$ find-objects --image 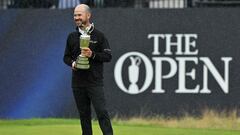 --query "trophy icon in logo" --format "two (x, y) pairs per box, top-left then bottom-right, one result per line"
(128, 56), (141, 93)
